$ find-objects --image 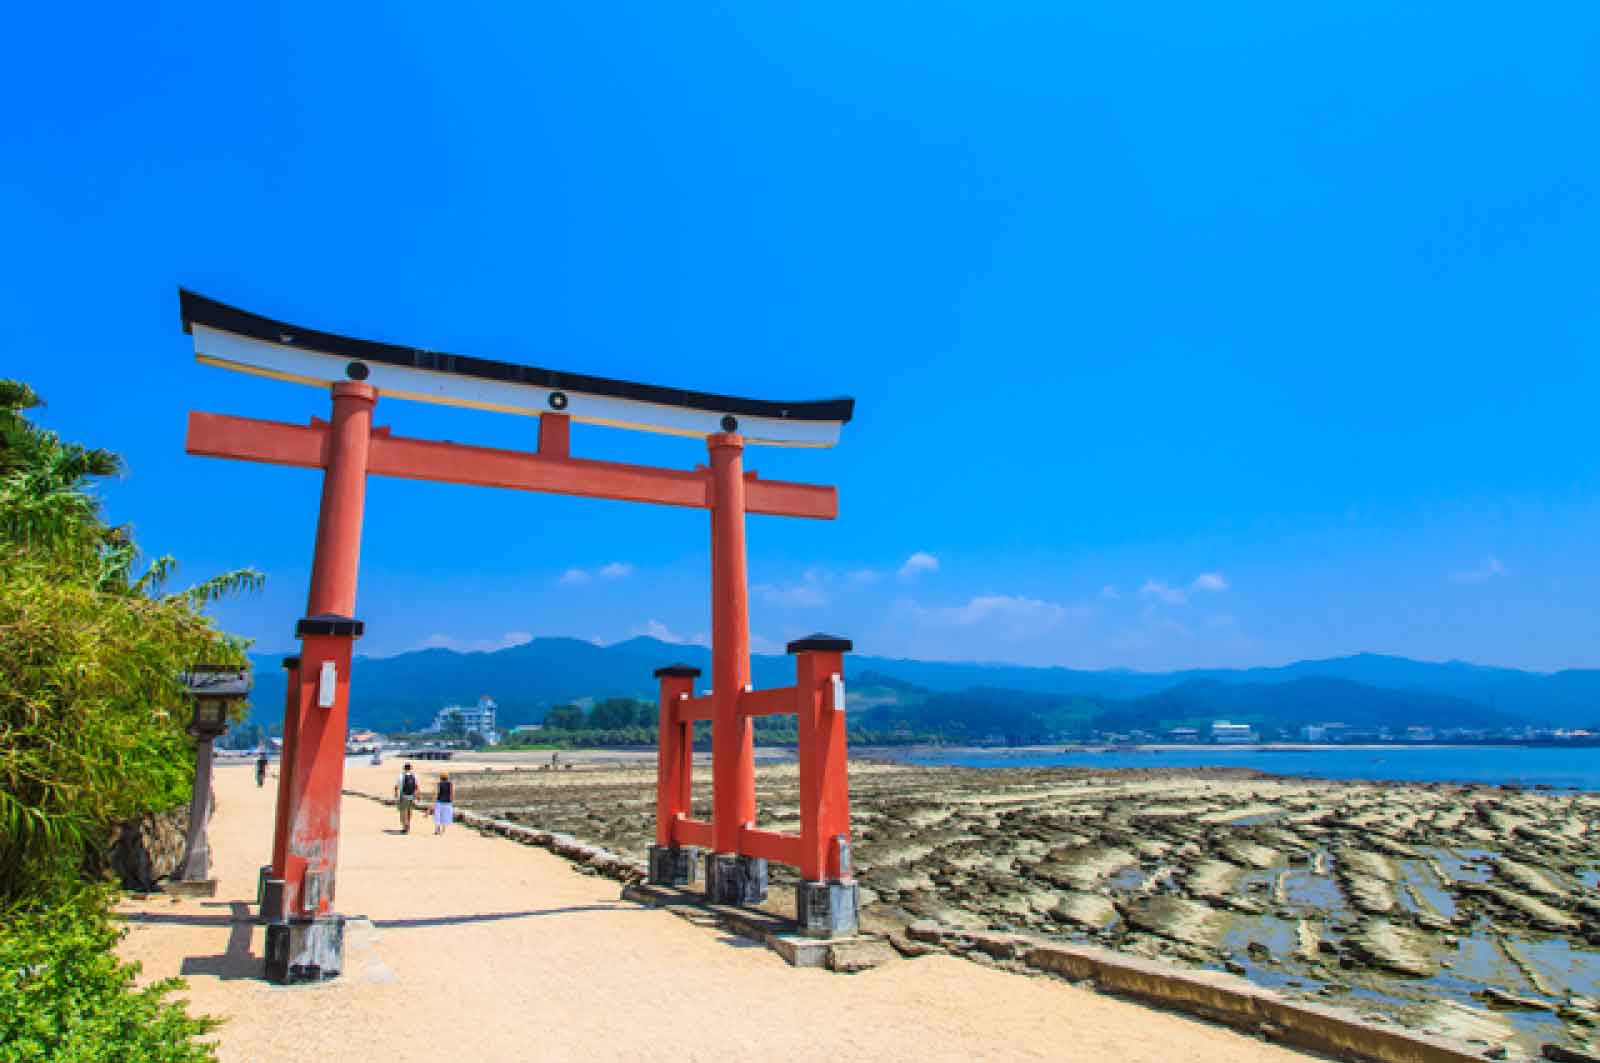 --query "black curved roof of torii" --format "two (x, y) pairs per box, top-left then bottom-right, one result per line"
(178, 289), (855, 424)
